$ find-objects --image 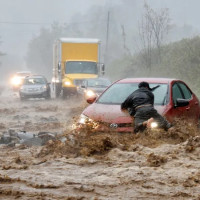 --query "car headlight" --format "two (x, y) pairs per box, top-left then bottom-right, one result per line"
(11, 76), (22, 86)
(77, 114), (99, 130)
(79, 114), (91, 124)
(85, 90), (95, 97)
(64, 81), (71, 86)
(40, 85), (47, 91)
(150, 122), (158, 128)
(20, 86), (26, 91)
